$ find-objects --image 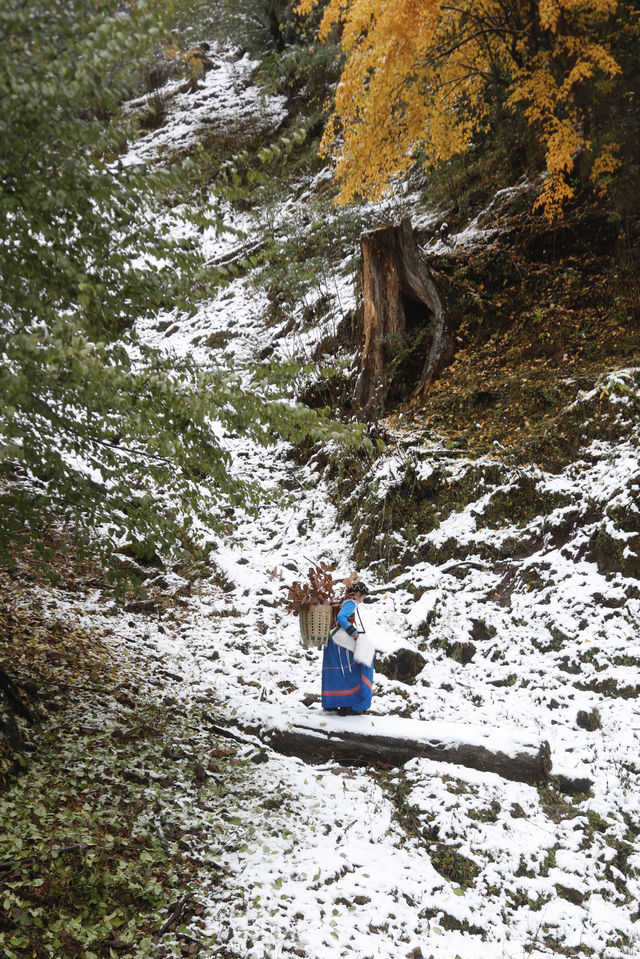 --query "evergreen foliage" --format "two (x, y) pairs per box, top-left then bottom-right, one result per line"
(0, 0), (355, 575)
